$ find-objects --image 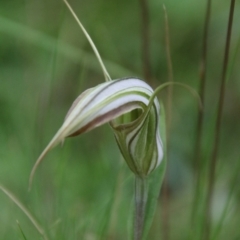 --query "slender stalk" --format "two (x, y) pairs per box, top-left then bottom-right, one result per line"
(203, 1), (236, 239)
(191, 0), (211, 233)
(194, 0), (211, 178)
(63, 0), (111, 82)
(163, 5), (174, 142)
(134, 176), (148, 240)
(139, 0), (152, 85)
(0, 185), (48, 240)
(162, 6), (173, 240)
